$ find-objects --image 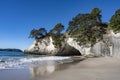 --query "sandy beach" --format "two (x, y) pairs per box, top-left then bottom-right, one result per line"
(47, 57), (120, 80)
(1, 57), (120, 80)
